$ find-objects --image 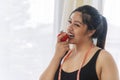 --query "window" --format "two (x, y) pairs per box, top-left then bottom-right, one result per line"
(0, 0), (54, 80)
